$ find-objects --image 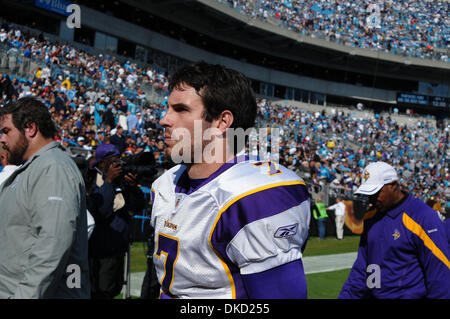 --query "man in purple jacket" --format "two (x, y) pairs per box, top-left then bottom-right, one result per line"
(339, 162), (450, 299)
